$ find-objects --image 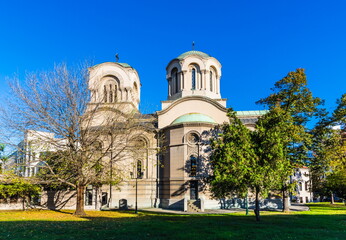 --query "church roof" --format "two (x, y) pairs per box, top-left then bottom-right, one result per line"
(171, 113), (216, 125)
(117, 62), (132, 68)
(90, 62), (133, 69)
(177, 50), (211, 60)
(236, 110), (268, 116)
